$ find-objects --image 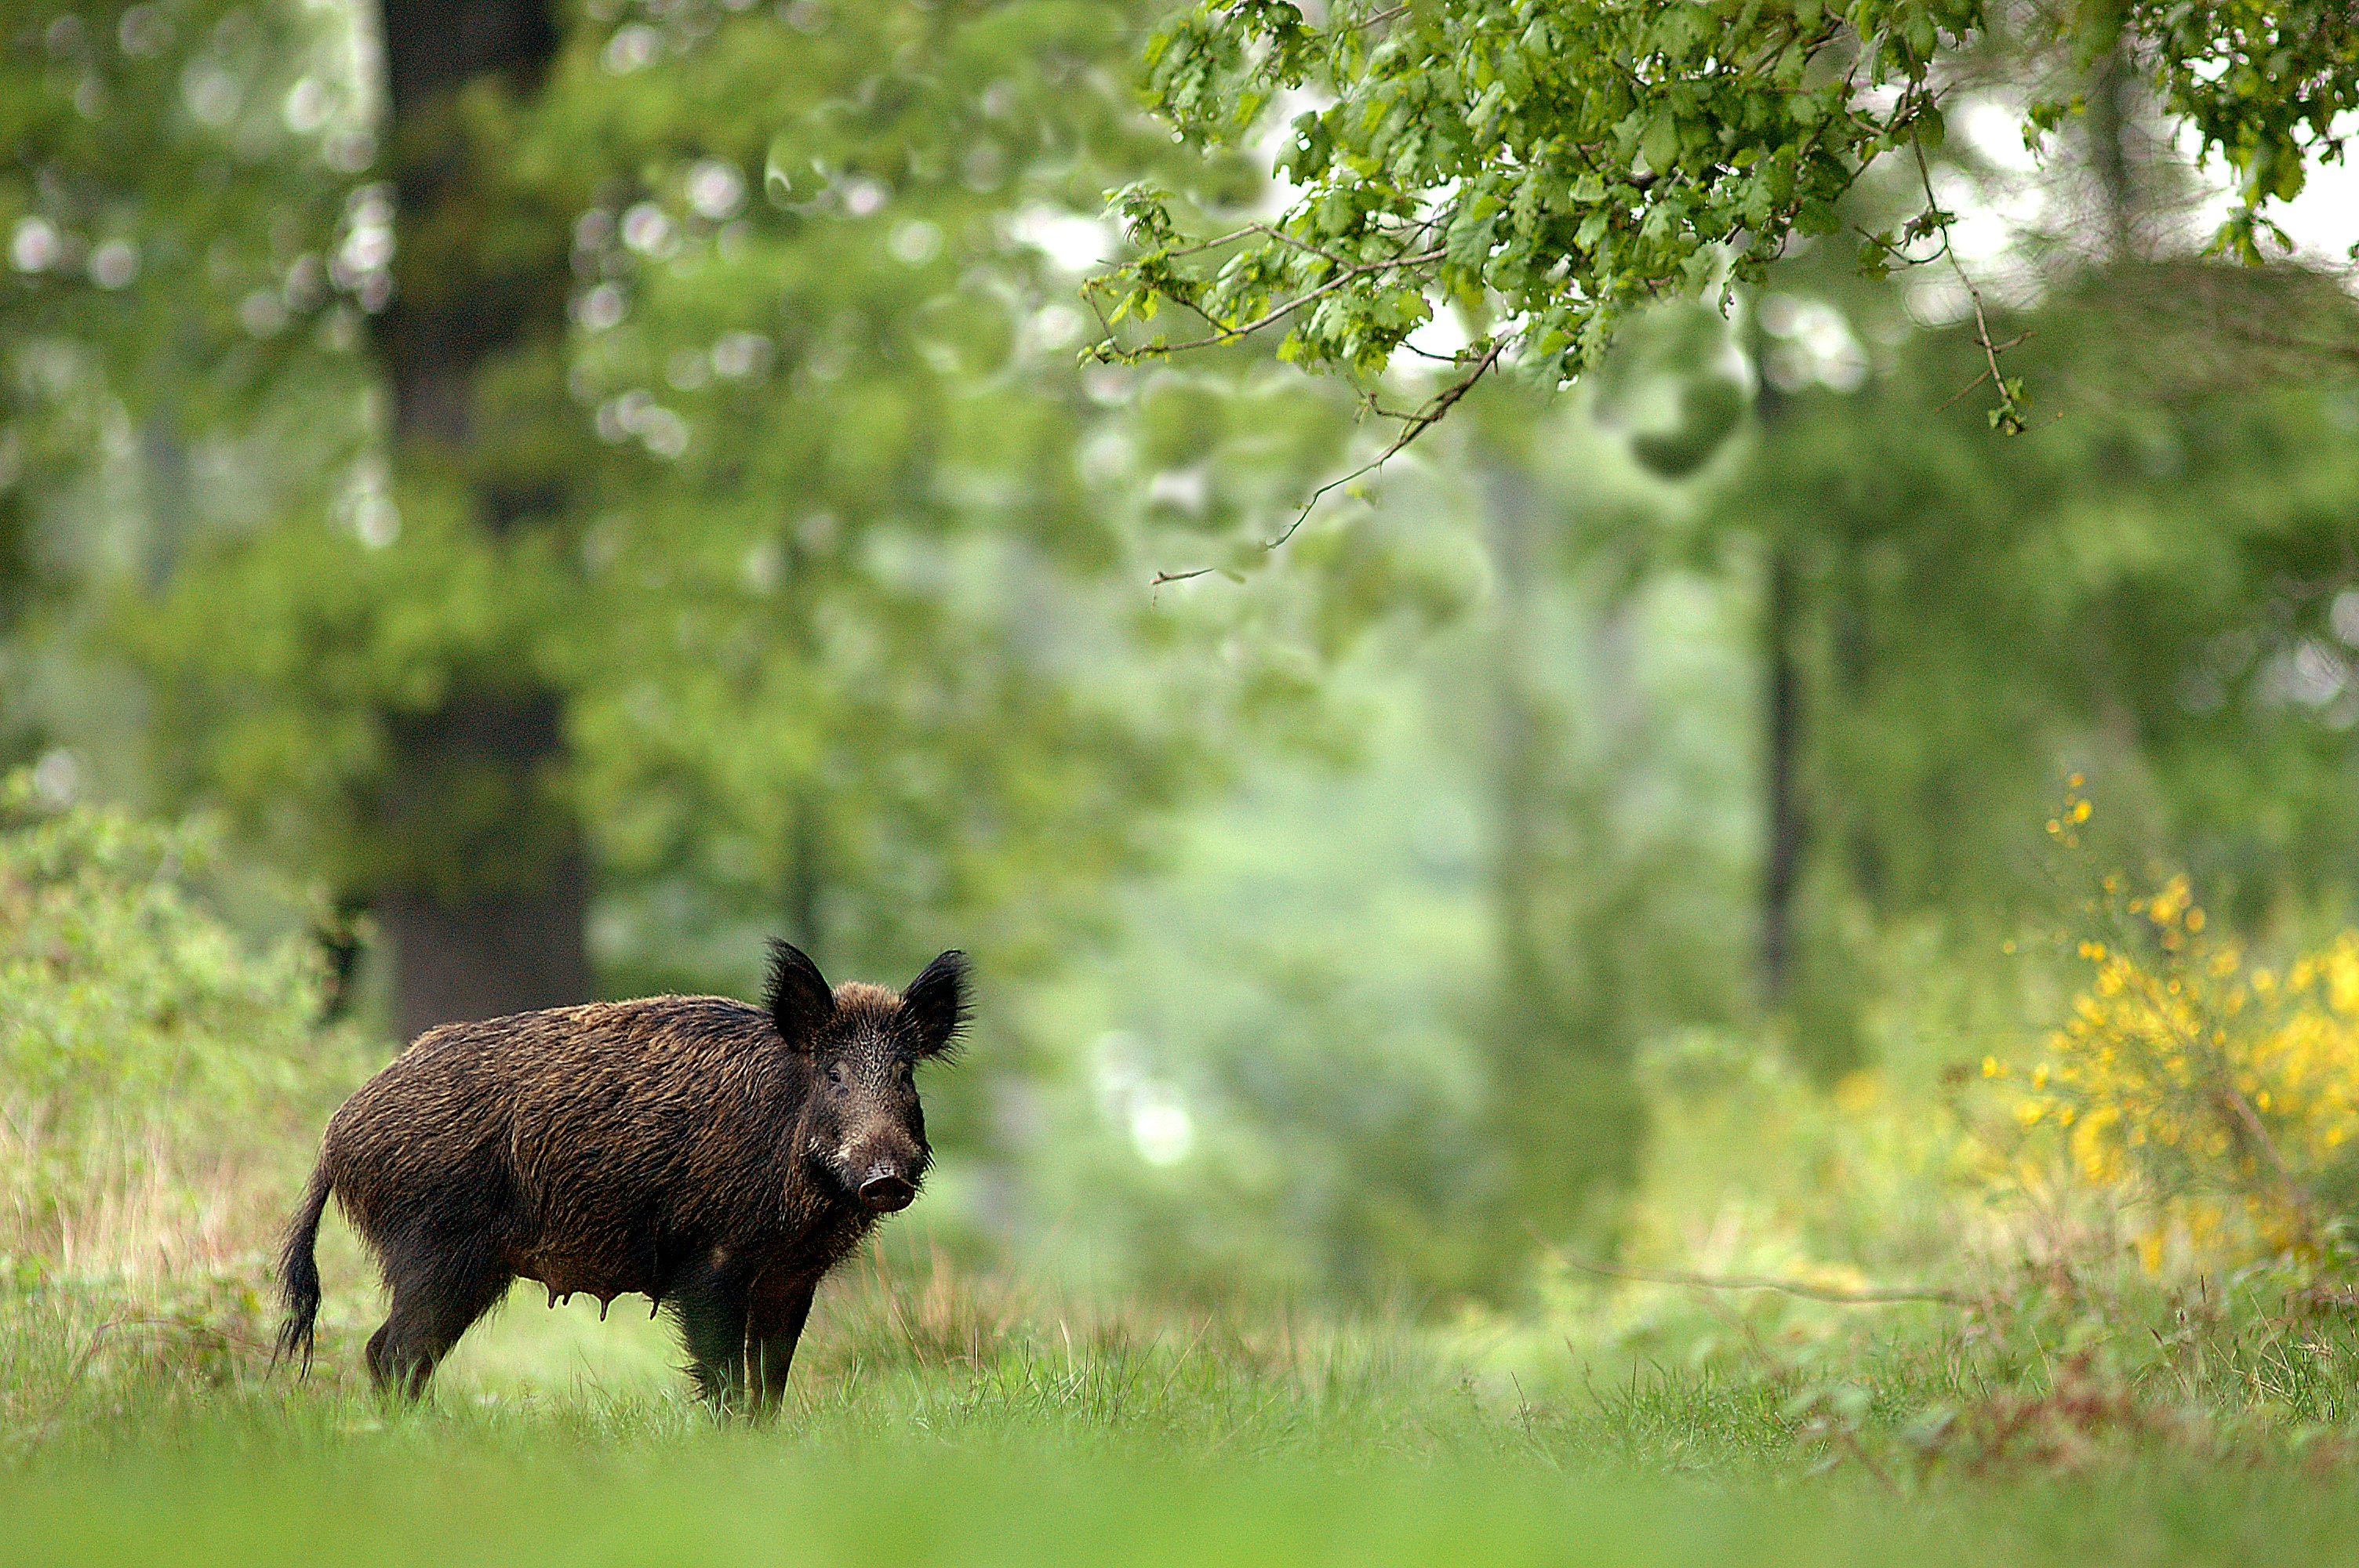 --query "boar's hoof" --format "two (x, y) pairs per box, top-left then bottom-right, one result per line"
(858, 1173), (916, 1212)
